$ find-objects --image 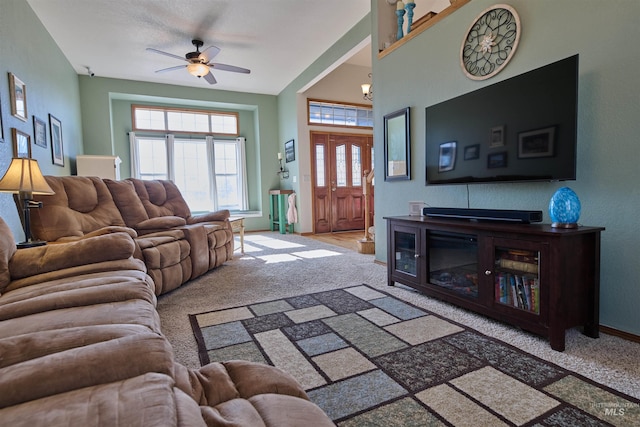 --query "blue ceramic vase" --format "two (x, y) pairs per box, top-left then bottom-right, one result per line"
(549, 187), (581, 228)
